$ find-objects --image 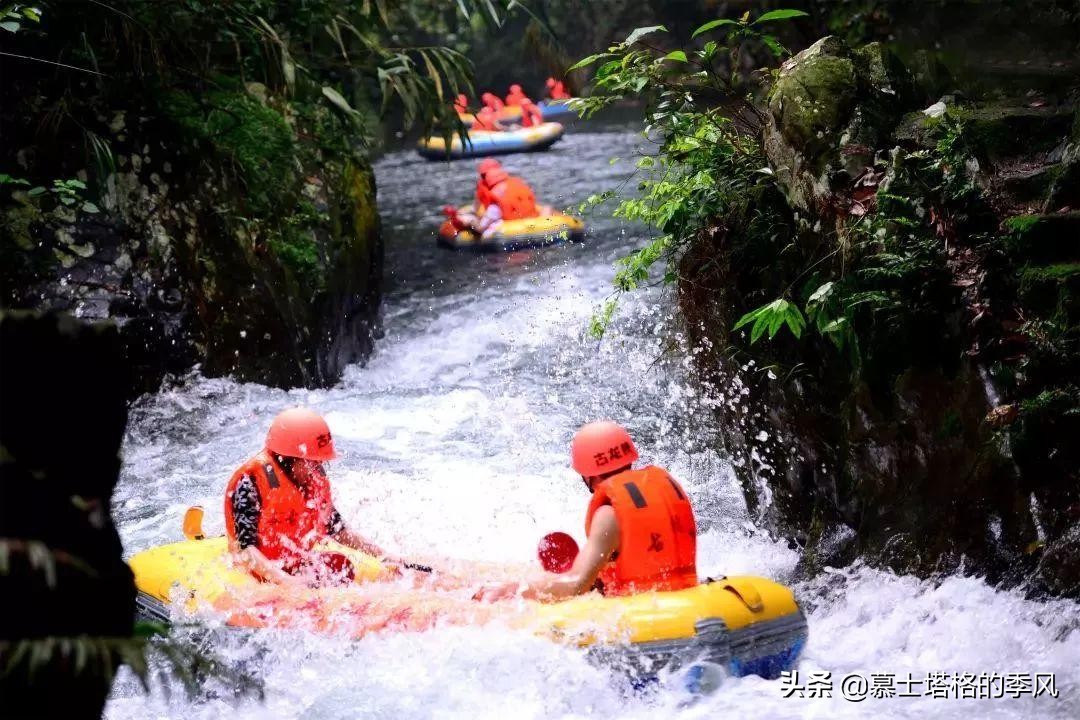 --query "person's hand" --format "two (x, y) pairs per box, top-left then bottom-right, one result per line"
(472, 581), (521, 603)
(378, 556), (405, 577)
